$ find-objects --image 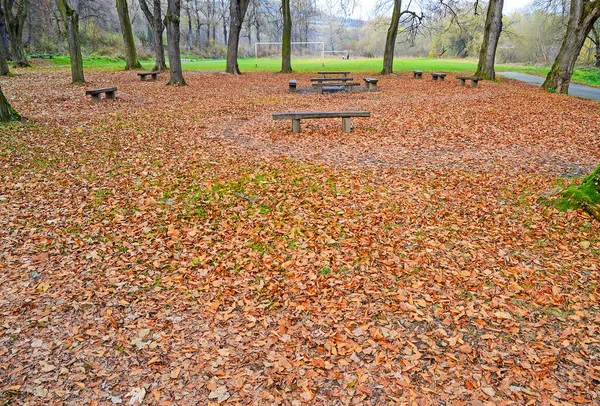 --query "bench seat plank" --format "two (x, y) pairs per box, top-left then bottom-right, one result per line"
(86, 87), (117, 95)
(317, 71), (350, 74)
(273, 111), (370, 120)
(311, 77), (354, 82)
